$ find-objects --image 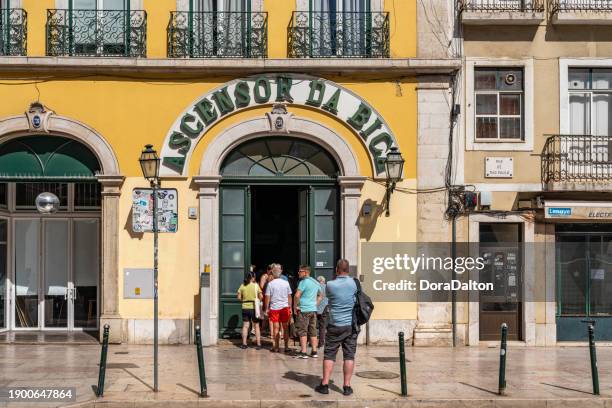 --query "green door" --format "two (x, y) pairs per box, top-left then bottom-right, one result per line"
(311, 186), (337, 281)
(219, 185), (250, 338)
